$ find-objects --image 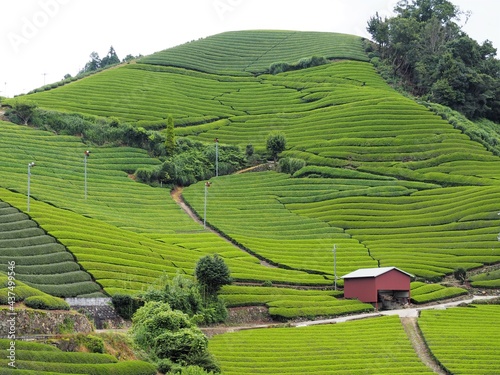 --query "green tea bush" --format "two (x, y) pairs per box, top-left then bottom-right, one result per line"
(24, 295), (70, 310)
(278, 157), (306, 175)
